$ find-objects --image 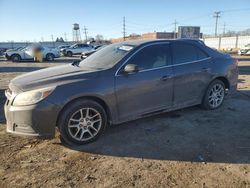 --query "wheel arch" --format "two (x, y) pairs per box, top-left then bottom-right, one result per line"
(46, 53), (55, 59)
(56, 95), (112, 127)
(11, 53), (21, 59)
(46, 52), (54, 57)
(213, 76), (230, 90)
